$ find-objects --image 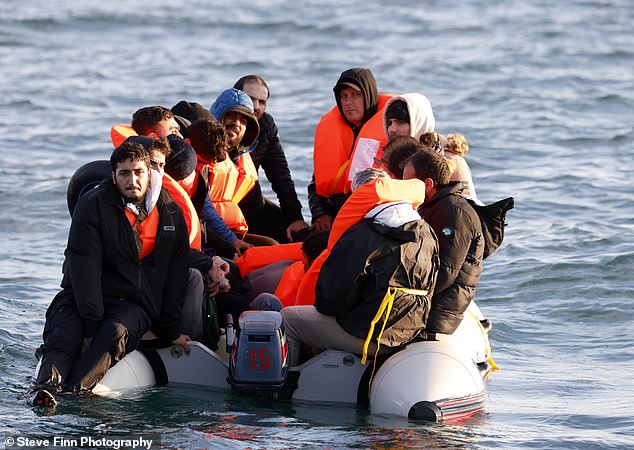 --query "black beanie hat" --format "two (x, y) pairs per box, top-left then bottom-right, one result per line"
(171, 101), (215, 123)
(165, 135), (197, 181)
(385, 100), (410, 123)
